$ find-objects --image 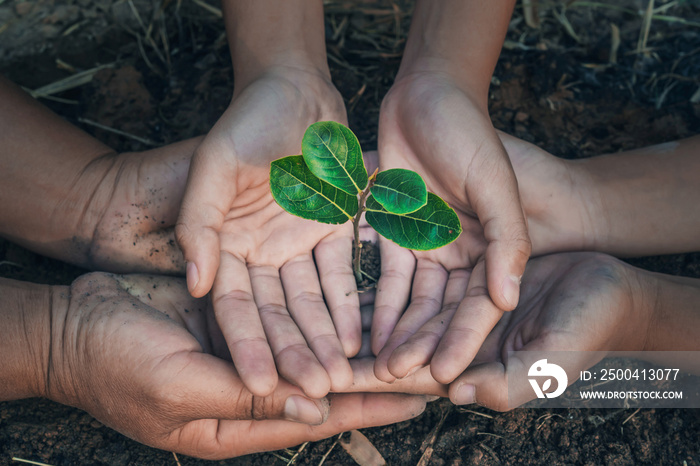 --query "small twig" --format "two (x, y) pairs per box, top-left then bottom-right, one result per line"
(536, 413), (566, 430)
(269, 452), (292, 464)
(360, 269), (378, 283)
(417, 404), (453, 466)
(192, 0), (222, 17)
(172, 452), (182, 466)
(26, 64), (113, 99)
(655, 80), (678, 109)
(609, 23), (620, 64)
(476, 432), (505, 439)
(622, 408), (642, 425)
(0, 261), (24, 268)
(287, 441), (309, 465)
(522, 0), (540, 29)
(552, 7), (581, 43)
(636, 0), (655, 56)
(479, 443), (502, 463)
(457, 407), (494, 419)
(12, 458), (55, 466)
(318, 433), (343, 466)
(77, 118), (159, 146)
